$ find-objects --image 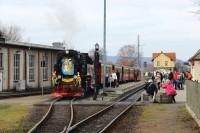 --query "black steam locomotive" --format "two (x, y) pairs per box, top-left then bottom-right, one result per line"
(51, 50), (93, 97)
